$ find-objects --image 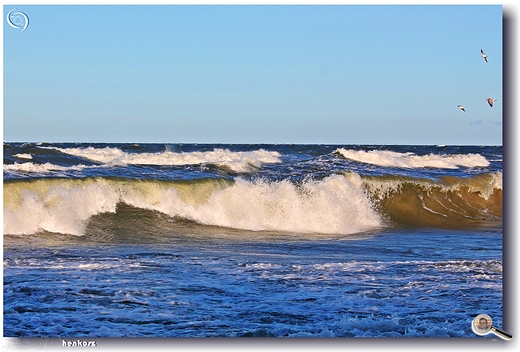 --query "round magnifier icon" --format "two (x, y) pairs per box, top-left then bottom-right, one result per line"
(472, 314), (512, 340)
